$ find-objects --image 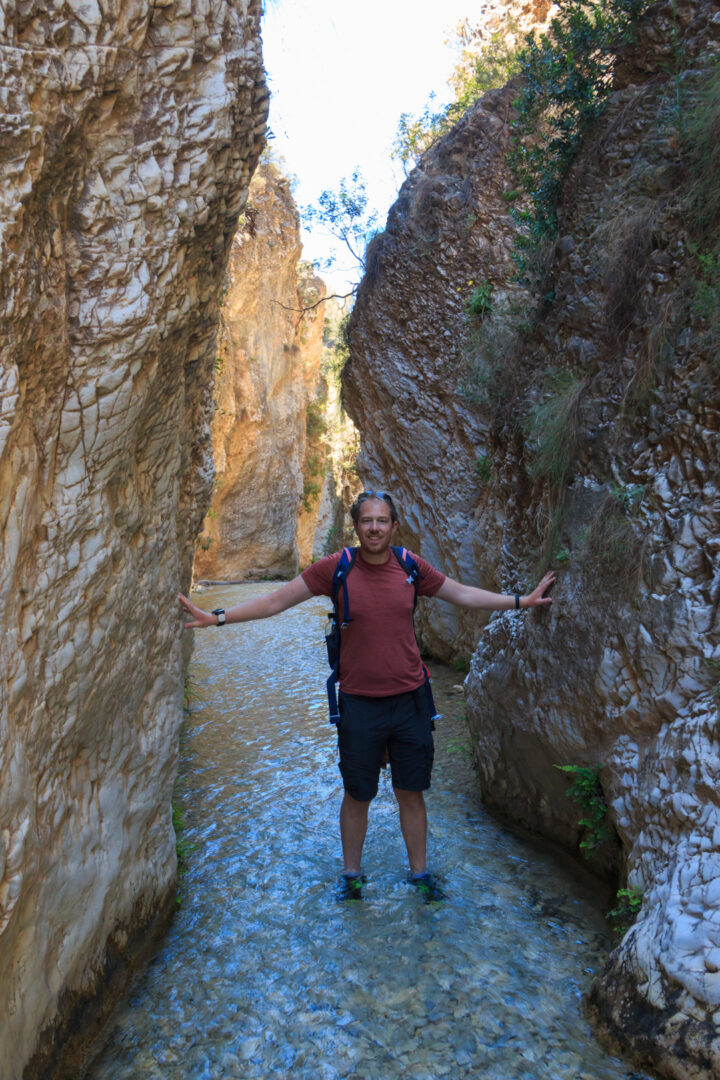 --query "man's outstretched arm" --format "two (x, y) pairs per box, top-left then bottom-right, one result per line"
(436, 571), (555, 611)
(178, 575), (314, 629)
